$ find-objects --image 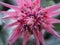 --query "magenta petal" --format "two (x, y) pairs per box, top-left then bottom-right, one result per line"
(7, 26), (22, 45)
(48, 18), (60, 24)
(2, 15), (14, 20)
(44, 25), (60, 38)
(15, 0), (22, 6)
(0, 2), (18, 10)
(32, 4), (40, 13)
(23, 32), (30, 45)
(43, 3), (60, 12)
(2, 16), (11, 19)
(25, 0), (31, 6)
(33, 30), (40, 45)
(38, 31), (45, 45)
(2, 15), (18, 20)
(4, 21), (18, 28)
(1, 11), (19, 20)
(33, 0), (40, 6)
(15, 0), (24, 6)
(0, 11), (16, 15)
(47, 11), (60, 17)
